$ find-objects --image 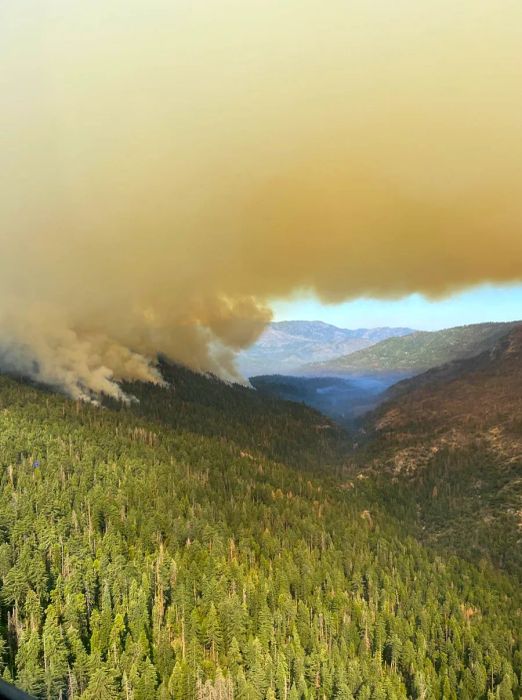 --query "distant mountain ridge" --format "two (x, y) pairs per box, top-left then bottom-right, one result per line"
(237, 320), (414, 376)
(306, 320), (521, 375)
